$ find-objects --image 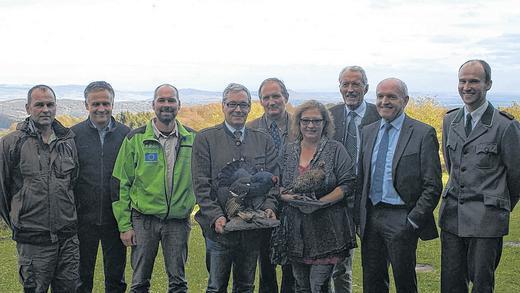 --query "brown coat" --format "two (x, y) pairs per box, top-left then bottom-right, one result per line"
(191, 123), (278, 243)
(440, 104), (520, 237)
